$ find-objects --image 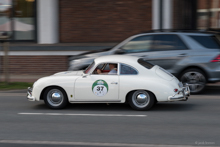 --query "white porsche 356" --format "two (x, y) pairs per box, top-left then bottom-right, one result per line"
(27, 55), (190, 110)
